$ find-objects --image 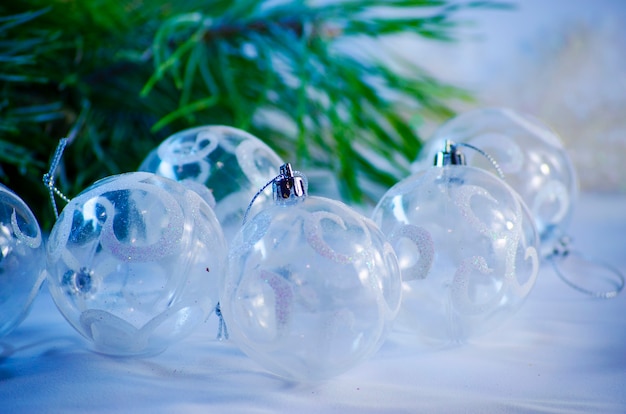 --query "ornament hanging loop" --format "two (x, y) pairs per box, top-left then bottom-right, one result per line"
(43, 138), (71, 219)
(242, 162), (308, 224)
(548, 236), (625, 299)
(42, 101), (90, 218)
(214, 302), (229, 341)
(434, 140), (505, 180)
